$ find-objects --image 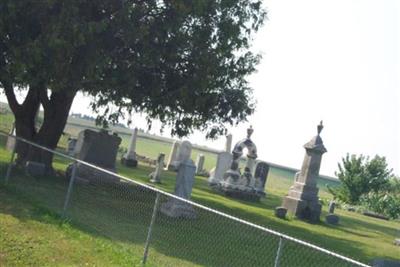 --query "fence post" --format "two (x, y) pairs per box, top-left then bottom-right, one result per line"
(5, 139), (17, 185)
(274, 236), (284, 267)
(142, 192), (161, 265)
(62, 162), (78, 218)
